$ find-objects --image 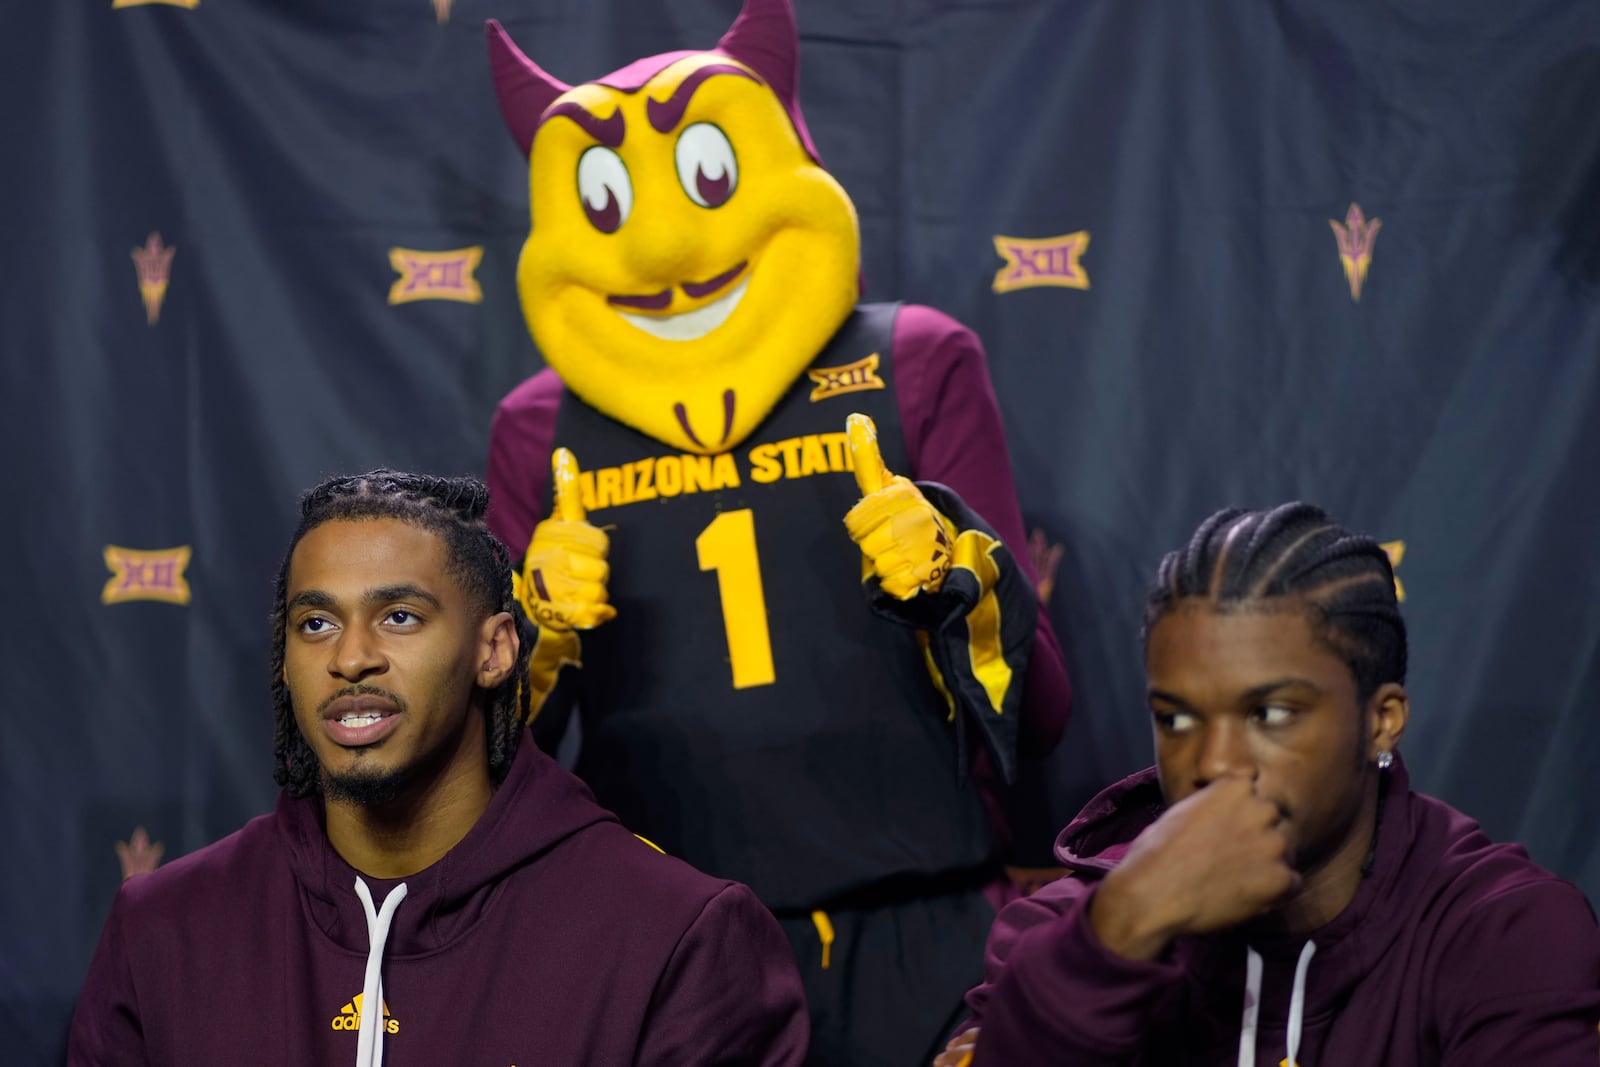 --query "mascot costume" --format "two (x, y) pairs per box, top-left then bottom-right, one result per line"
(483, 2), (1071, 1062)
